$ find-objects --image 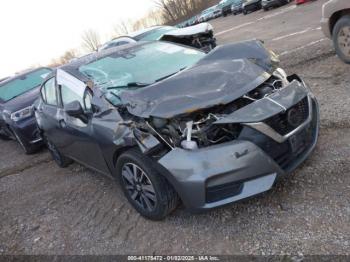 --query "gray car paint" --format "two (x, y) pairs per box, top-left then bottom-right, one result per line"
(37, 41), (320, 212)
(158, 96), (319, 210)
